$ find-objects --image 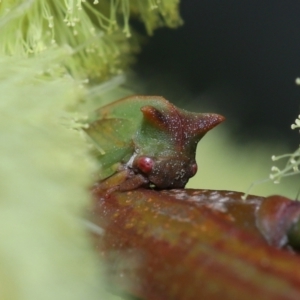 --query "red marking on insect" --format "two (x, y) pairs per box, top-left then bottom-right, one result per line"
(190, 163), (198, 177)
(136, 156), (154, 174)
